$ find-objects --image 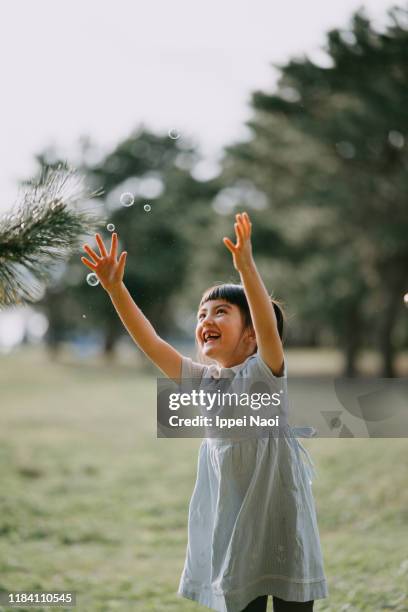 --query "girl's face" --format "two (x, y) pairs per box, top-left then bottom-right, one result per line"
(196, 299), (256, 368)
